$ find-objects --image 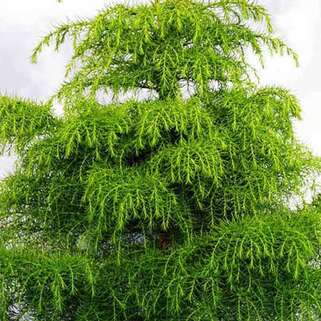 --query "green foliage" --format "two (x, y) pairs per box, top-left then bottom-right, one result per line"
(0, 96), (55, 153)
(32, 0), (297, 103)
(84, 164), (189, 244)
(0, 0), (321, 320)
(69, 212), (321, 321)
(0, 247), (94, 321)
